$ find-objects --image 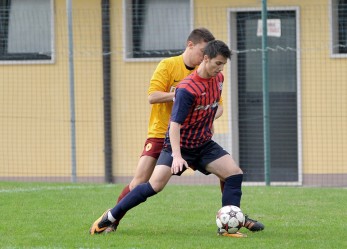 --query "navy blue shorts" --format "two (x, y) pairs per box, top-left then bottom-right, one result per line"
(156, 140), (229, 175)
